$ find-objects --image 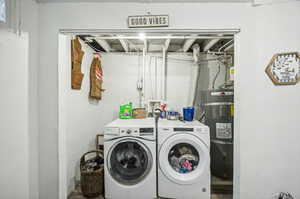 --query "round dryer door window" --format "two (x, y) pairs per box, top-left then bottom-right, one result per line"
(108, 139), (152, 185)
(159, 133), (209, 185)
(168, 143), (199, 174)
